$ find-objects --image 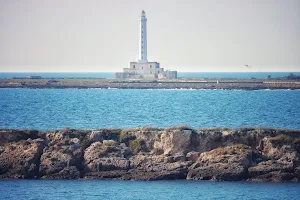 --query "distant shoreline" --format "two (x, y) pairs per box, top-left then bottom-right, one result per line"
(1, 78), (300, 90)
